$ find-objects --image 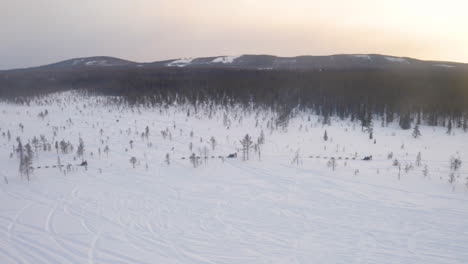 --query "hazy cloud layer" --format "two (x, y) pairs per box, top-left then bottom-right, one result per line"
(1, 0), (467, 69)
